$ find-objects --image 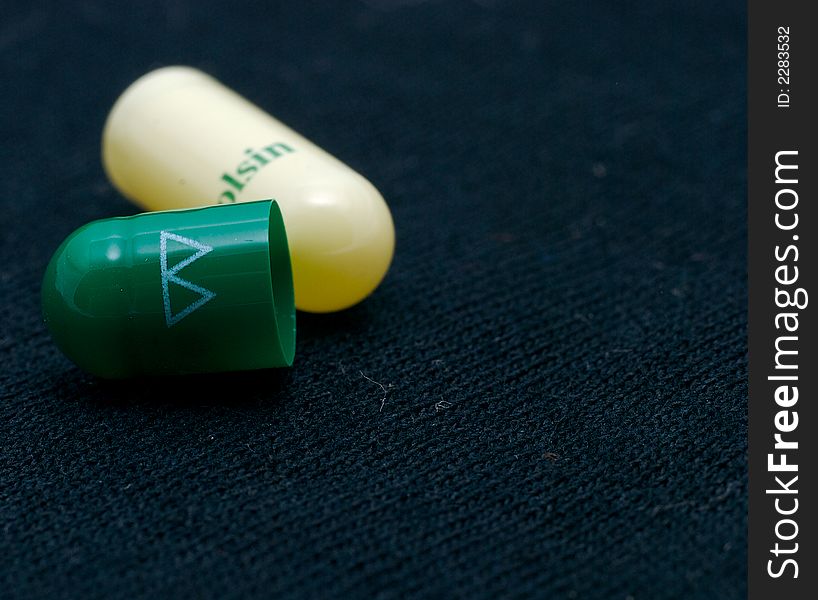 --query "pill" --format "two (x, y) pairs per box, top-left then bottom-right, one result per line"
(102, 66), (395, 313)
(41, 200), (295, 378)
